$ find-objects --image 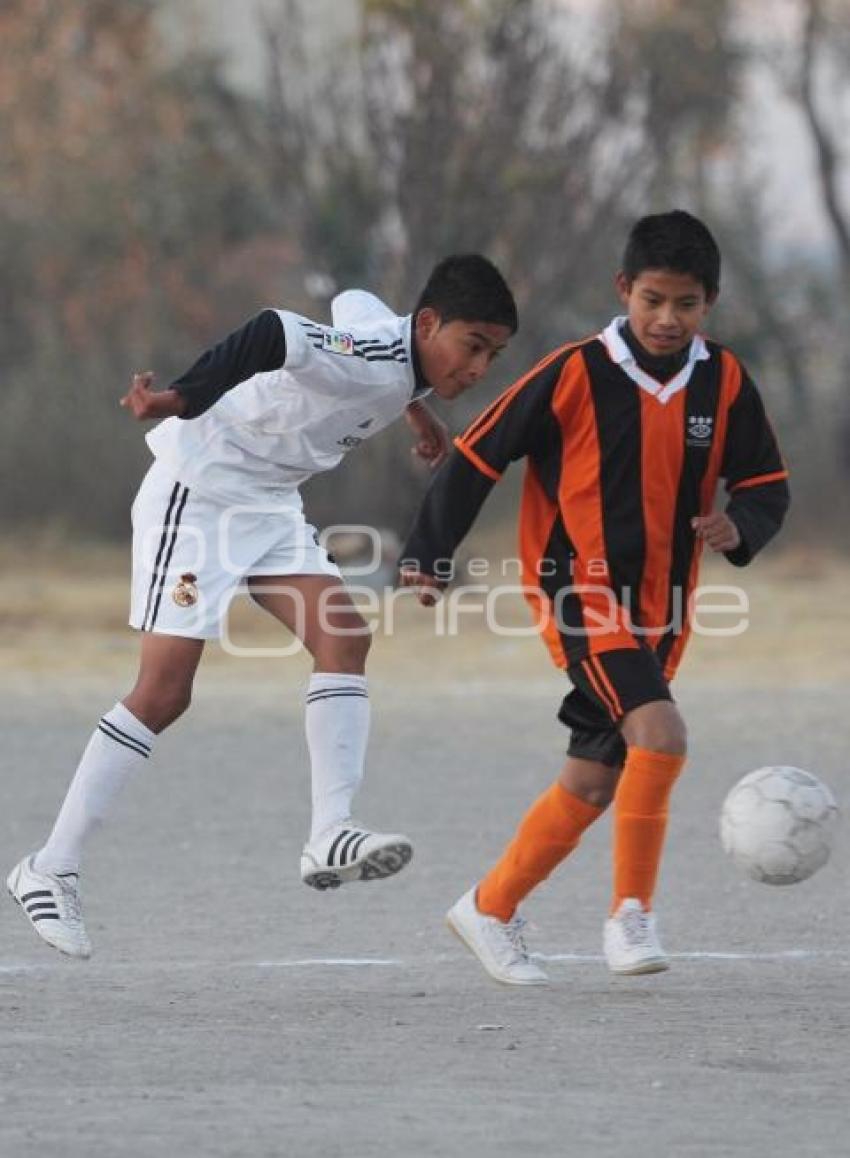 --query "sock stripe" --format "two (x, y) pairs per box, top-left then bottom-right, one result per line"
(99, 718), (152, 755)
(306, 686), (368, 696)
(306, 690), (369, 706)
(31, 913), (61, 922)
(98, 722), (151, 759)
